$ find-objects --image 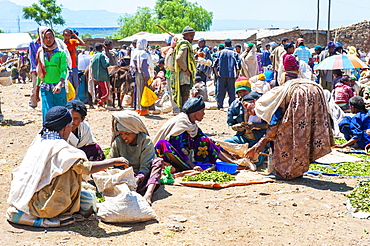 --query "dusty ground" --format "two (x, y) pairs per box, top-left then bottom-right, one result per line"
(0, 83), (369, 246)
